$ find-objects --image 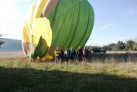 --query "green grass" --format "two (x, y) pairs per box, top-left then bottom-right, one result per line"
(0, 58), (137, 92)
